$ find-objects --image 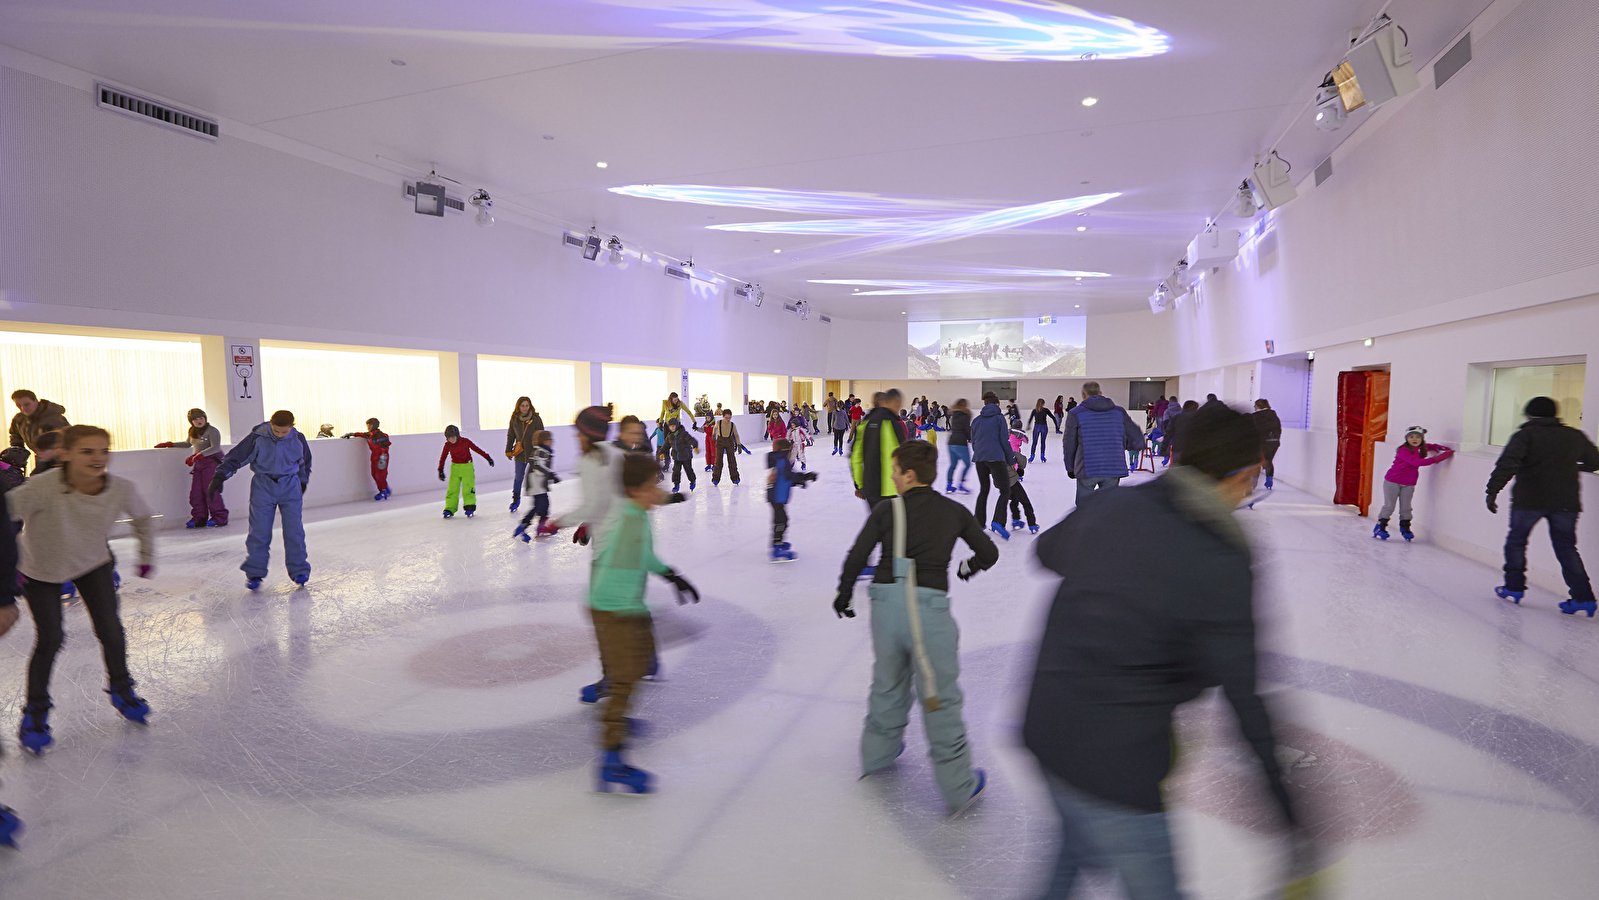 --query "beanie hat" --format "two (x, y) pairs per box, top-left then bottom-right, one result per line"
(187, 408), (207, 423)
(444, 424), (460, 438)
(1524, 396), (1557, 418)
(575, 406), (612, 441)
(1403, 425), (1427, 440)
